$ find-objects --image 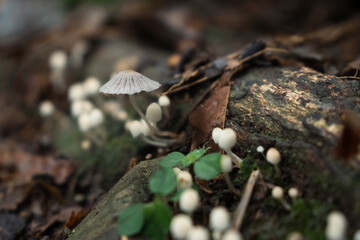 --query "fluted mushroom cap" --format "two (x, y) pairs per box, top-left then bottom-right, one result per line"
(99, 70), (161, 95)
